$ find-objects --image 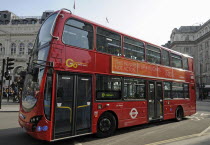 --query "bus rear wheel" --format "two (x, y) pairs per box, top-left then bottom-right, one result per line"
(96, 112), (116, 138)
(175, 107), (183, 121)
